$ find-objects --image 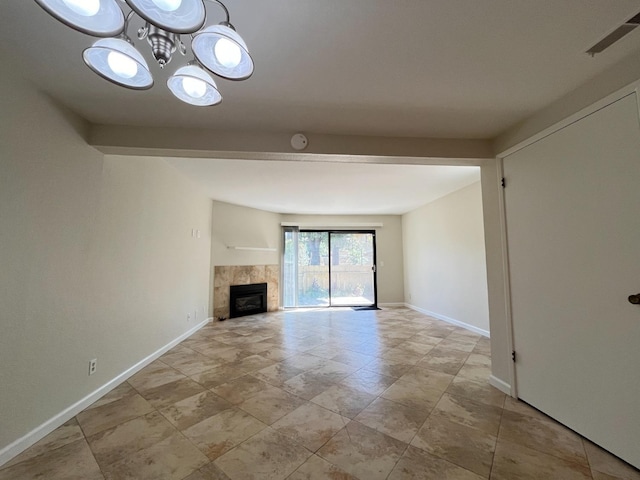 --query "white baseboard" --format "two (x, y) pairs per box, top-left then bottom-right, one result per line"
(405, 304), (490, 338)
(378, 303), (405, 307)
(0, 318), (212, 467)
(489, 375), (512, 395)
